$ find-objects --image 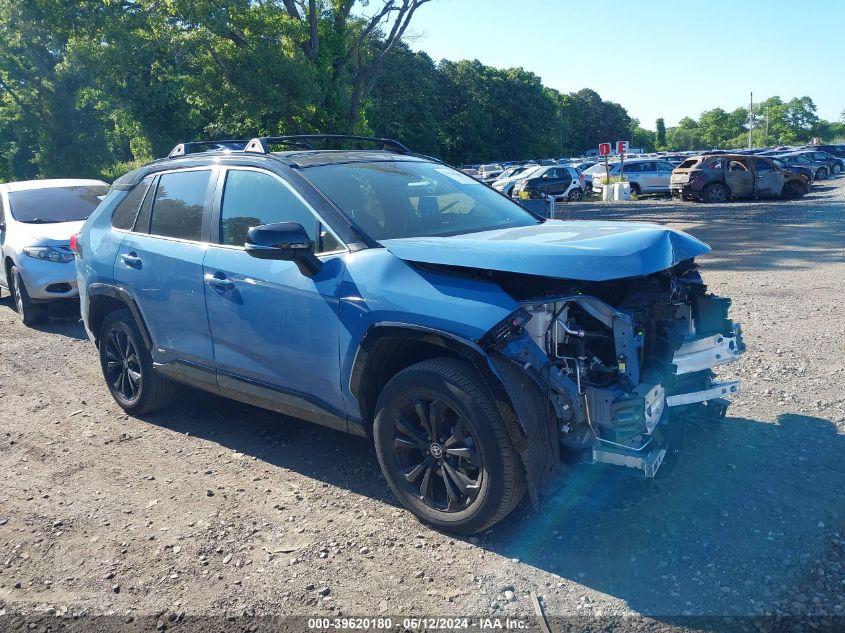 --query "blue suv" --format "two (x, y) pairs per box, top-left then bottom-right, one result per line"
(74, 135), (744, 534)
